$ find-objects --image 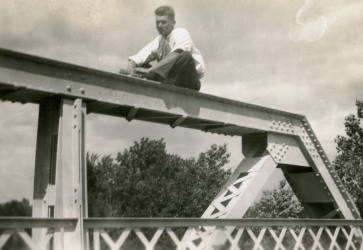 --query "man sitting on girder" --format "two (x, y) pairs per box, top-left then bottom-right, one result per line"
(120, 5), (205, 91)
